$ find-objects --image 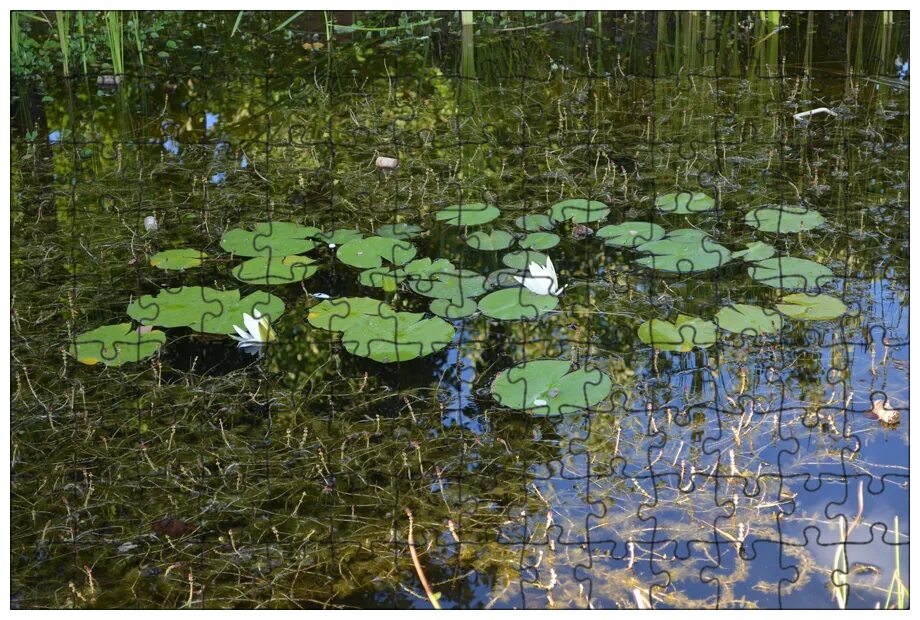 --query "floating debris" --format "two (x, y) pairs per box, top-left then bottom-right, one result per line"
(572, 224), (594, 239)
(793, 107), (838, 121)
(143, 215), (158, 232)
(871, 399), (901, 426)
(97, 75), (123, 89)
(375, 156), (399, 172)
